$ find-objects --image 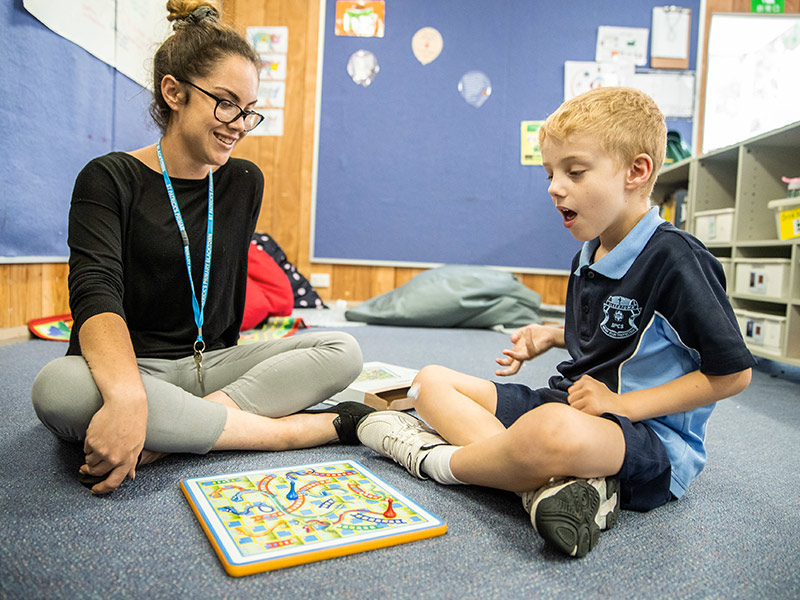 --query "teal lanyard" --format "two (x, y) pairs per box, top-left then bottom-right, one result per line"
(156, 141), (214, 365)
